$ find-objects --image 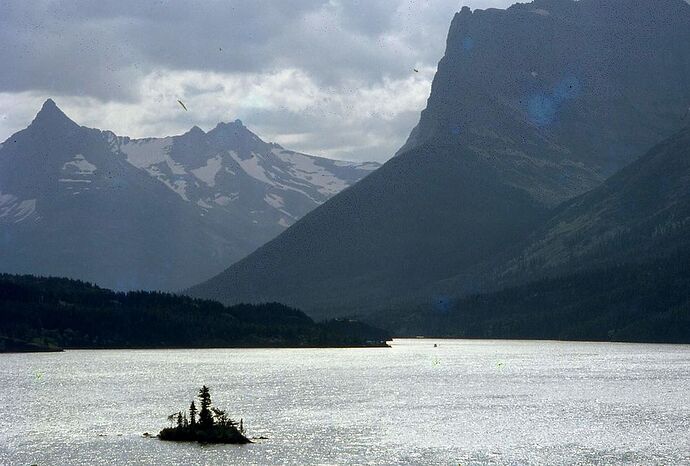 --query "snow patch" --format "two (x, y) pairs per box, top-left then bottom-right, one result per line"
(120, 138), (173, 168)
(14, 200), (36, 221)
(272, 149), (347, 195)
(145, 165), (189, 201)
(0, 192), (17, 209)
(354, 162), (379, 171)
(264, 193), (285, 209)
(170, 180), (189, 201)
(530, 8), (550, 16)
(333, 160), (379, 171)
(0, 192), (36, 223)
(166, 158), (187, 176)
(191, 155), (223, 187)
(229, 151), (274, 185)
(62, 154), (97, 175)
(278, 218), (290, 227)
(214, 193), (238, 206)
